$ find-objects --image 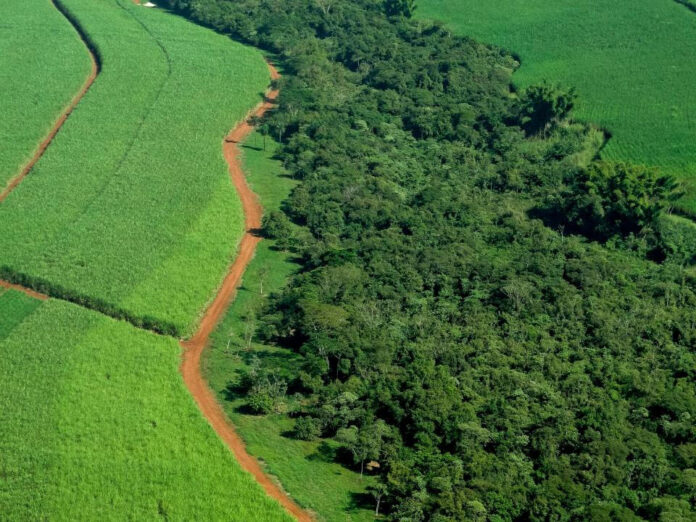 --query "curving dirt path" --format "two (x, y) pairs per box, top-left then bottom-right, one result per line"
(0, 0), (98, 203)
(180, 64), (313, 522)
